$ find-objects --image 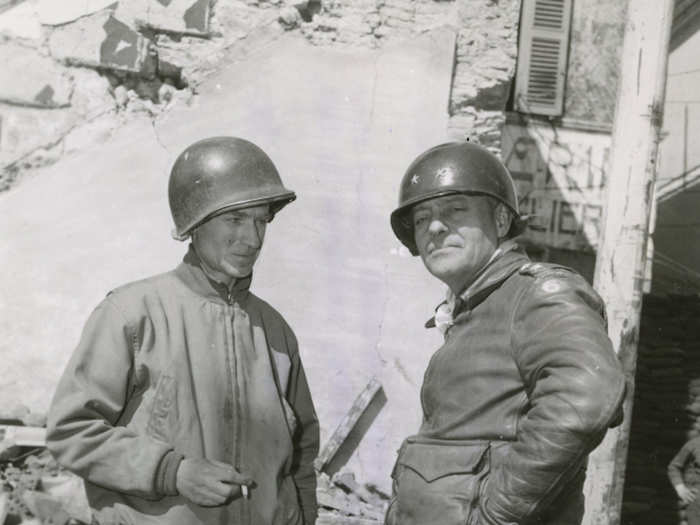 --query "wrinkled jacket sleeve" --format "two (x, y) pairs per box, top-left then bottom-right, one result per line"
(480, 272), (626, 524)
(46, 296), (174, 499)
(286, 334), (320, 525)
